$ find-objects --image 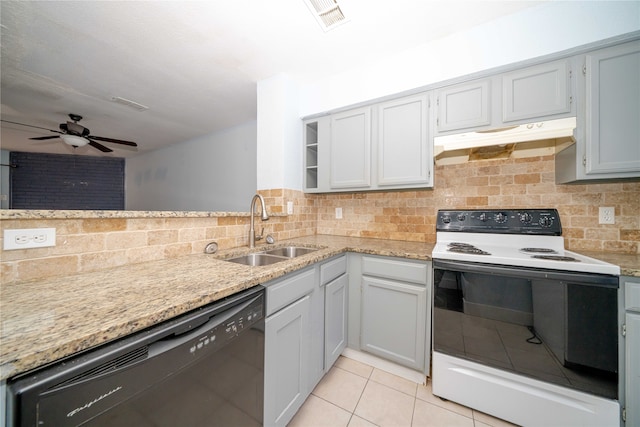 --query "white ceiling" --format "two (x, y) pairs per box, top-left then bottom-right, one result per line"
(0, 0), (543, 158)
